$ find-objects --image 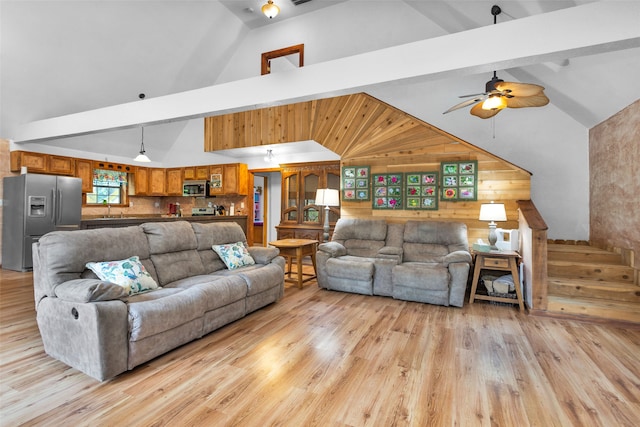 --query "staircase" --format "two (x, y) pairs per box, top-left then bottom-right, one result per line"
(546, 243), (640, 324)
